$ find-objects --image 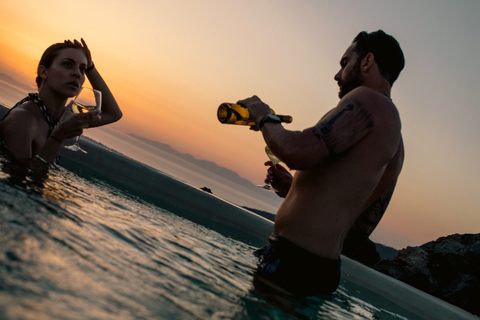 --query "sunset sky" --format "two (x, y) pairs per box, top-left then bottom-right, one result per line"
(1, 0), (479, 249)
